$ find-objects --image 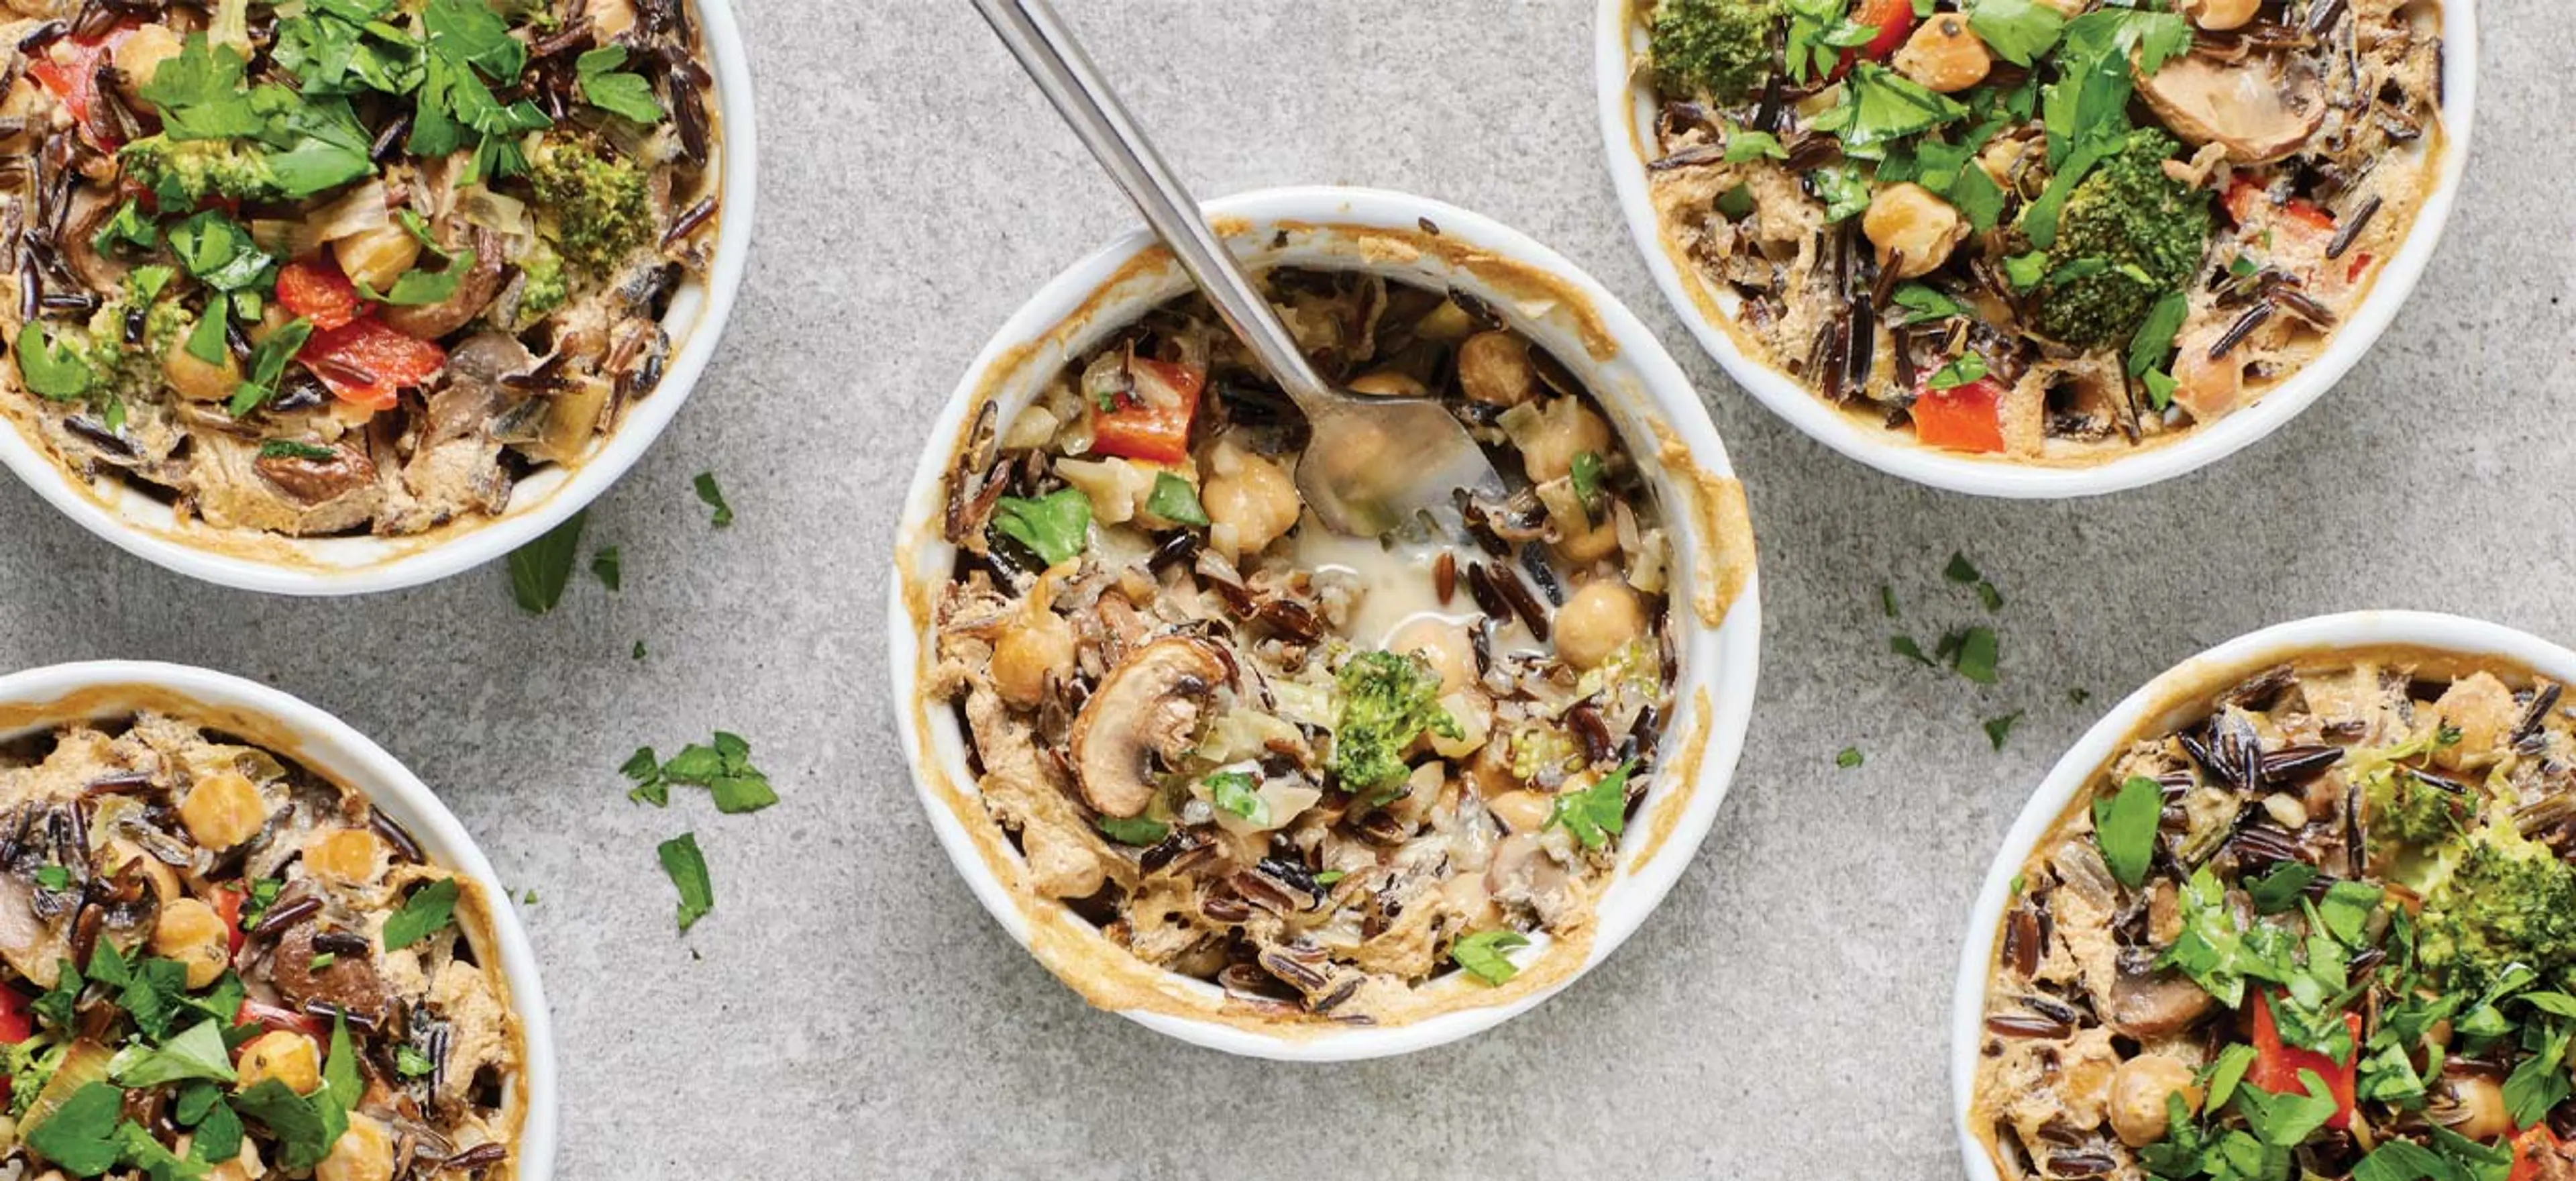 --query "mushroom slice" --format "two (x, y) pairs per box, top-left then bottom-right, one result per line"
(2107, 966), (2215, 1037)
(1069, 637), (1229, 818)
(2135, 52), (2326, 164)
